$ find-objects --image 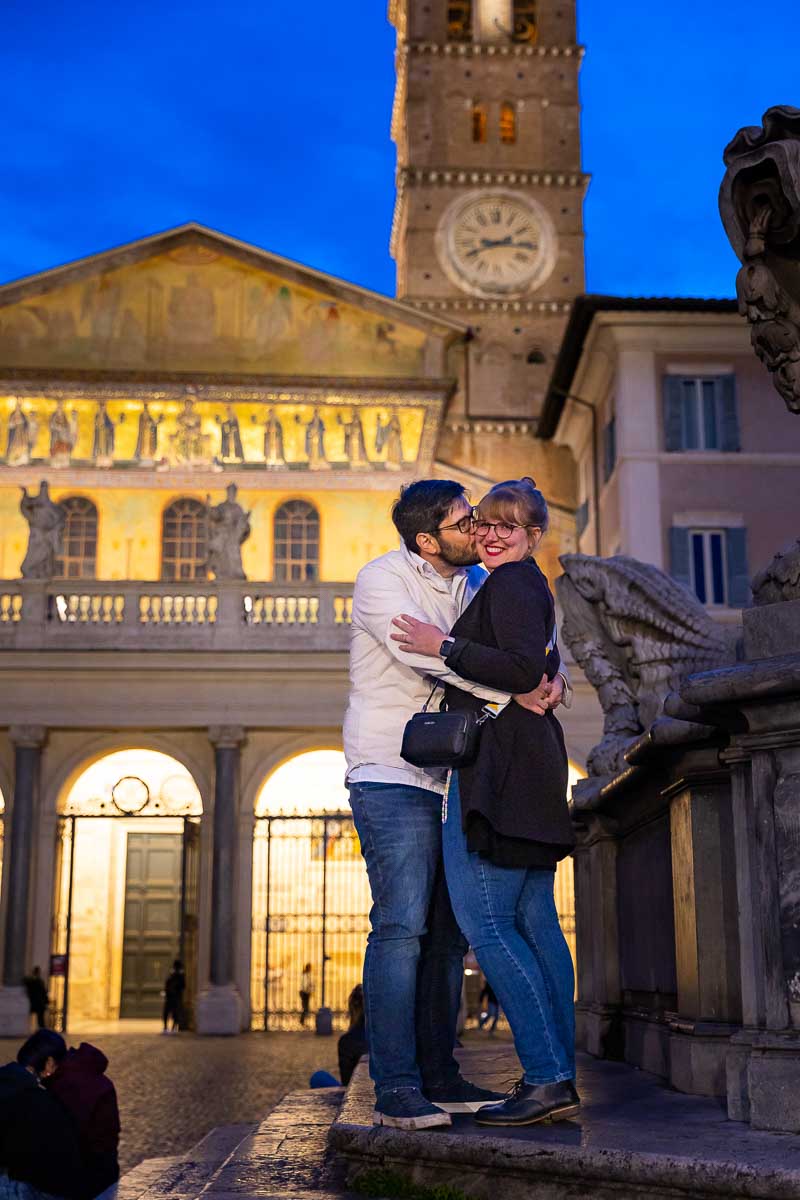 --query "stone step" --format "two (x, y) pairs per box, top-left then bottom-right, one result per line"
(330, 1044), (800, 1200)
(121, 1086), (357, 1199)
